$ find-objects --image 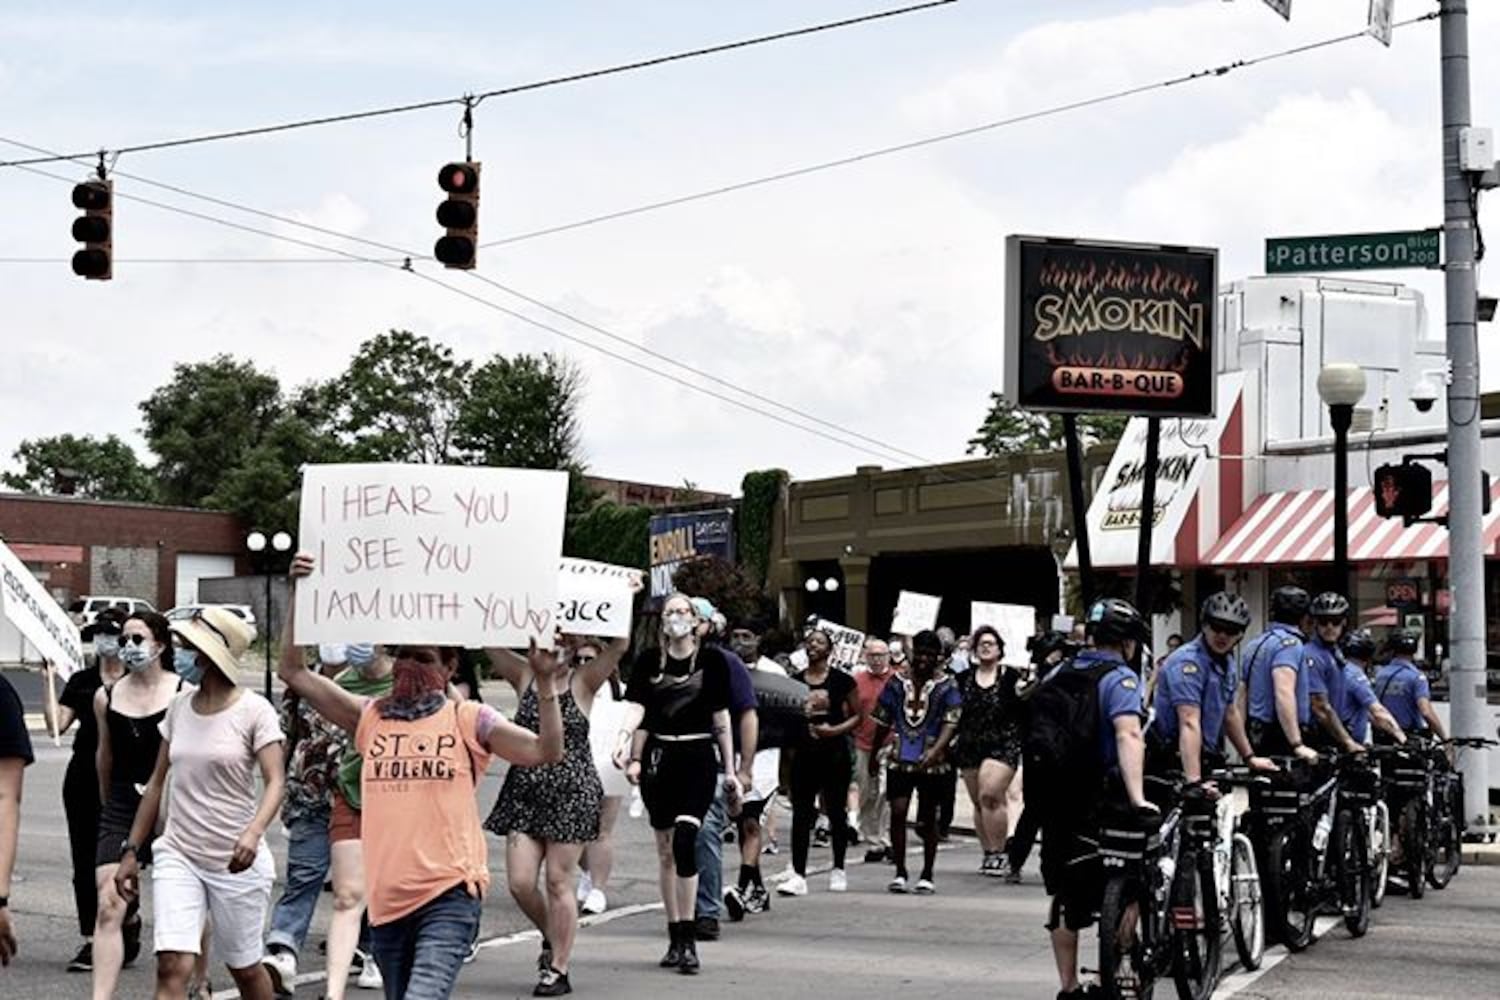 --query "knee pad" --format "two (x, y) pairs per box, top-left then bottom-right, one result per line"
(672, 820), (700, 878)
